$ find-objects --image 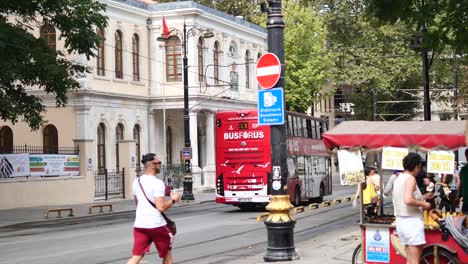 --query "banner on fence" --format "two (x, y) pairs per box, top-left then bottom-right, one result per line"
(0, 154), (30, 178)
(382, 147), (408, 171)
(30, 155), (80, 176)
(427, 150), (455, 174)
